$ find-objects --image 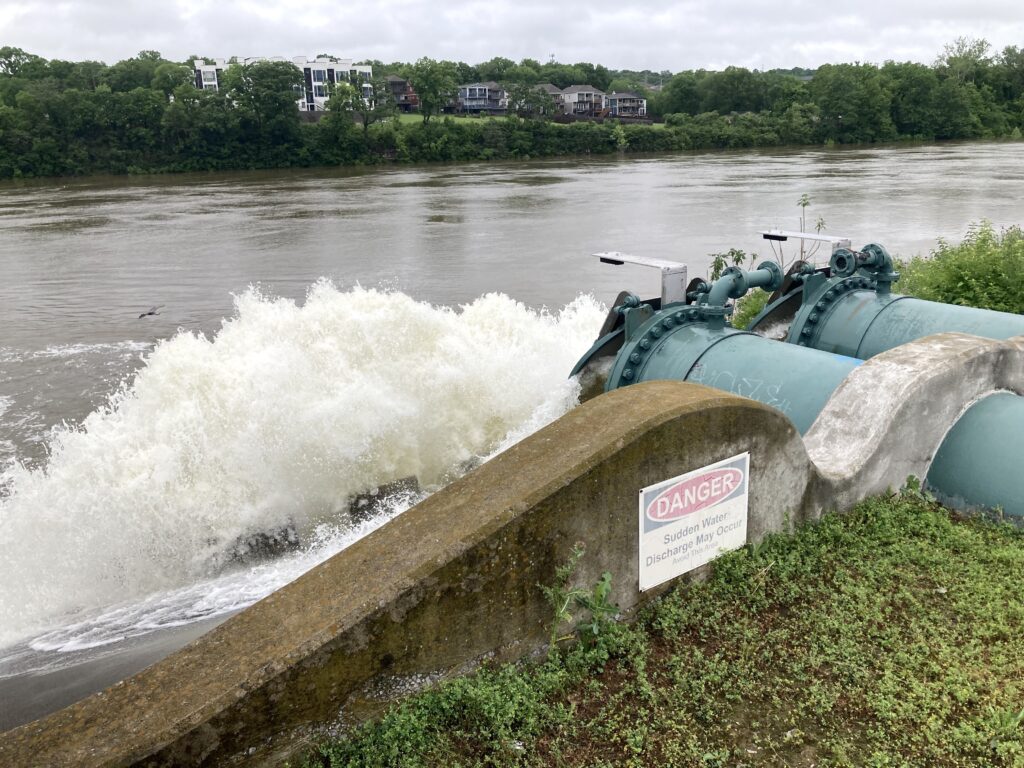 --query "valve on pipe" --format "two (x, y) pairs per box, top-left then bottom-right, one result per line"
(571, 255), (858, 434)
(571, 248), (1024, 518)
(745, 238), (1024, 359)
